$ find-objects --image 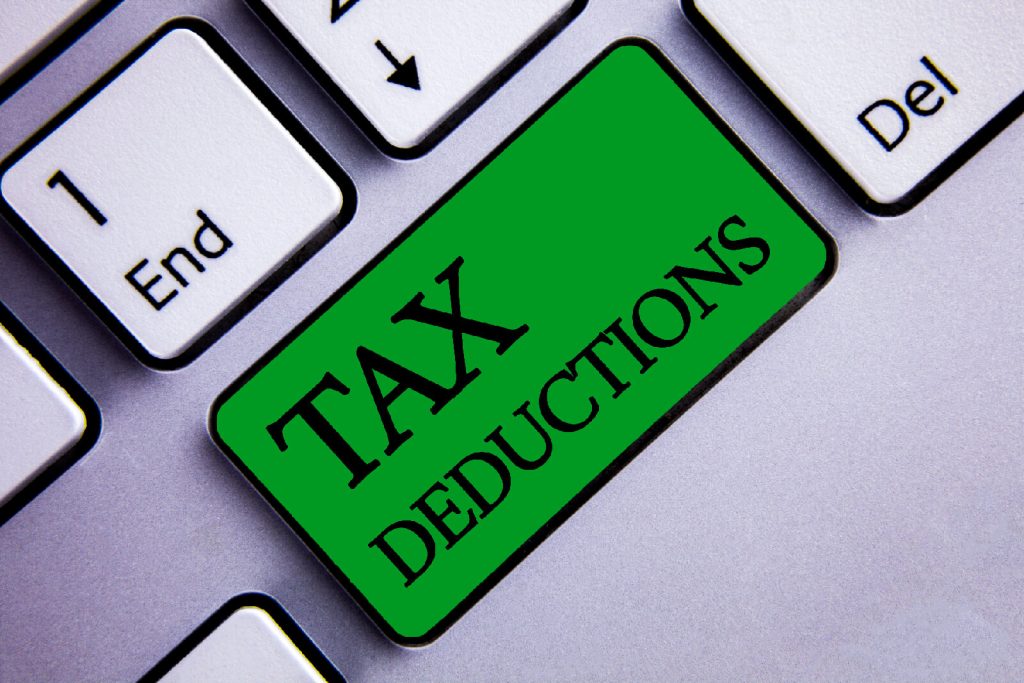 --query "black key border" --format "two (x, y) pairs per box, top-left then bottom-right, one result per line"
(136, 592), (347, 683)
(0, 301), (101, 526)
